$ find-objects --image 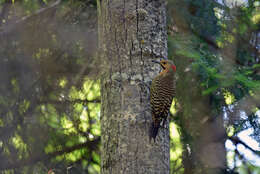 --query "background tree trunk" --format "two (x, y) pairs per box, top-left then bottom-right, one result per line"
(97, 0), (169, 173)
(176, 61), (227, 174)
(167, 0), (228, 173)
